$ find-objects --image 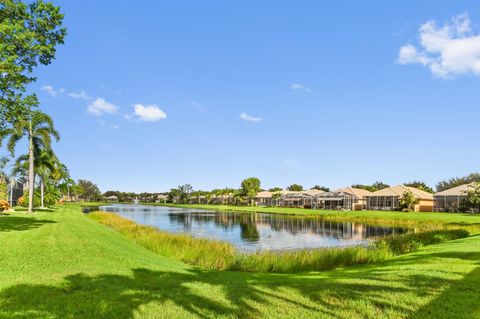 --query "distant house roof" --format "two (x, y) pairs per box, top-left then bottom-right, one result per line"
(256, 191), (273, 198)
(105, 195), (118, 200)
(305, 189), (326, 196)
(334, 187), (372, 199)
(281, 189), (325, 198)
(157, 194), (168, 199)
(368, 185), (433, 200)
(435, 183), (475, 196)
